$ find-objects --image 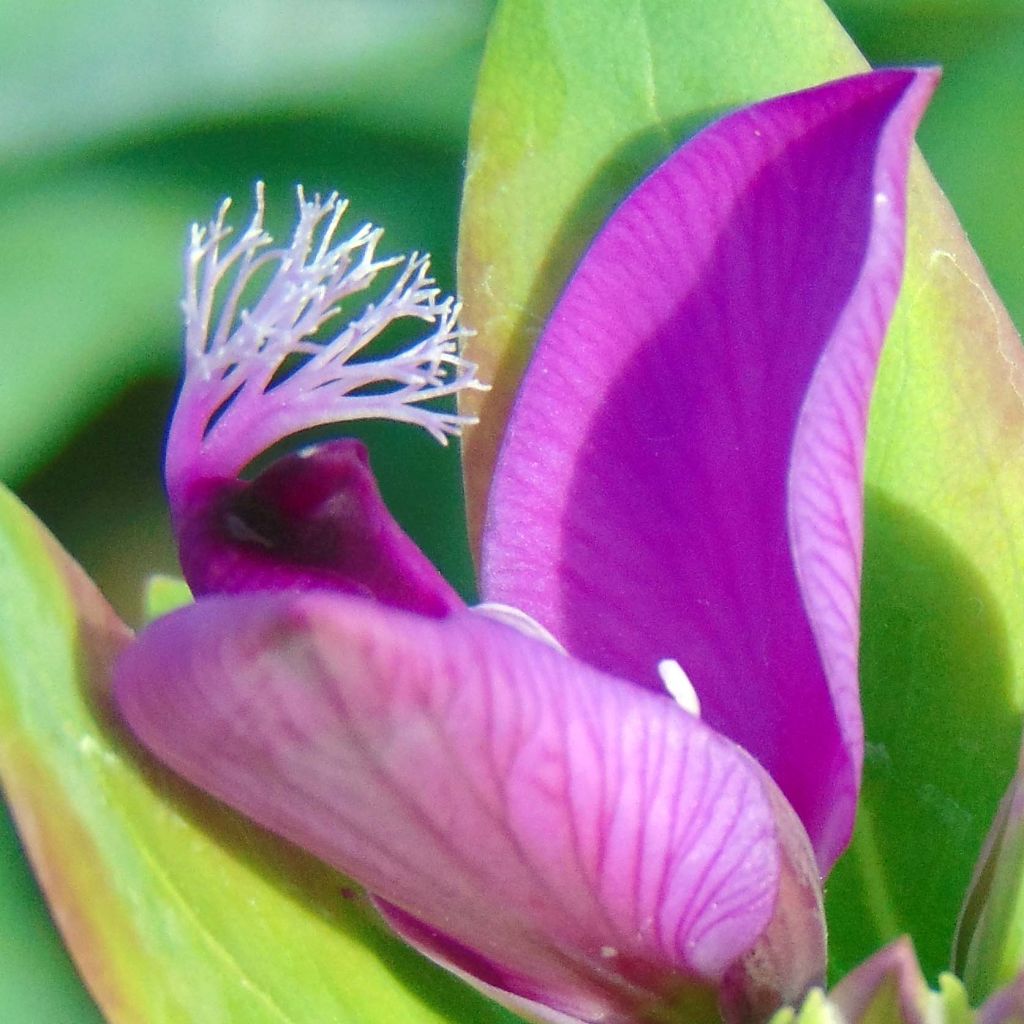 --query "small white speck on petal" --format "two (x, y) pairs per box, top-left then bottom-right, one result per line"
(658, 658), (701, 717)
